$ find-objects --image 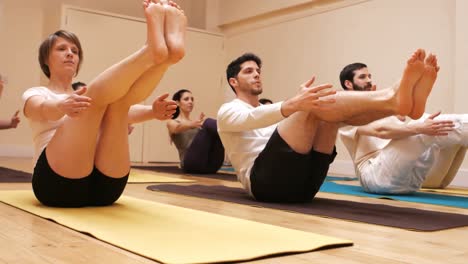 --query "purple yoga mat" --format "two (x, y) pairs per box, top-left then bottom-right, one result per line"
(147, 184), (468, 232)
(0, 167), (32, 183)
(132, 165), (237, 181)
